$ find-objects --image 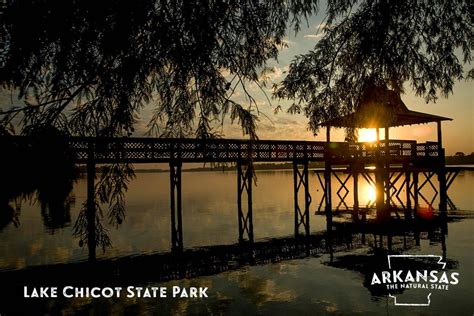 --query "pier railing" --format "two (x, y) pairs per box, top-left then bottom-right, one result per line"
(66, 137), (439, 163)
(68, 138), (327, 163)
(0, 135), (448, 249)
(4, 136), (440, 163)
